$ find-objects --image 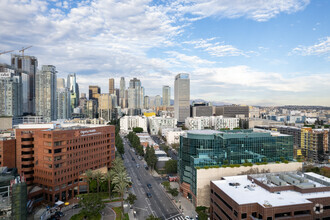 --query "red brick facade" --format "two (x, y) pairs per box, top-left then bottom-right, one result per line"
(15, 125), (115, 203)
(0, 137), (16, 168)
